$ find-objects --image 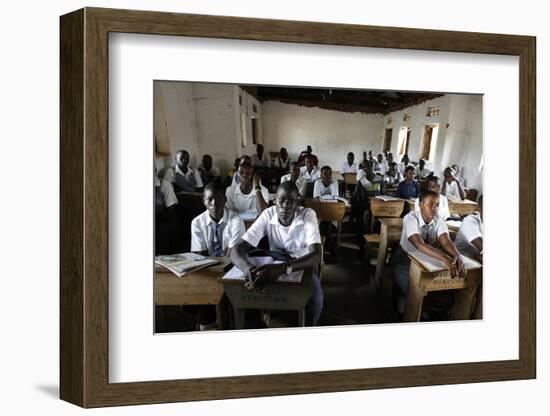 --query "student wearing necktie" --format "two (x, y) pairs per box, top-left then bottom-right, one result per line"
(391, 190), (465, 313)
(190, 182), (246, 330)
